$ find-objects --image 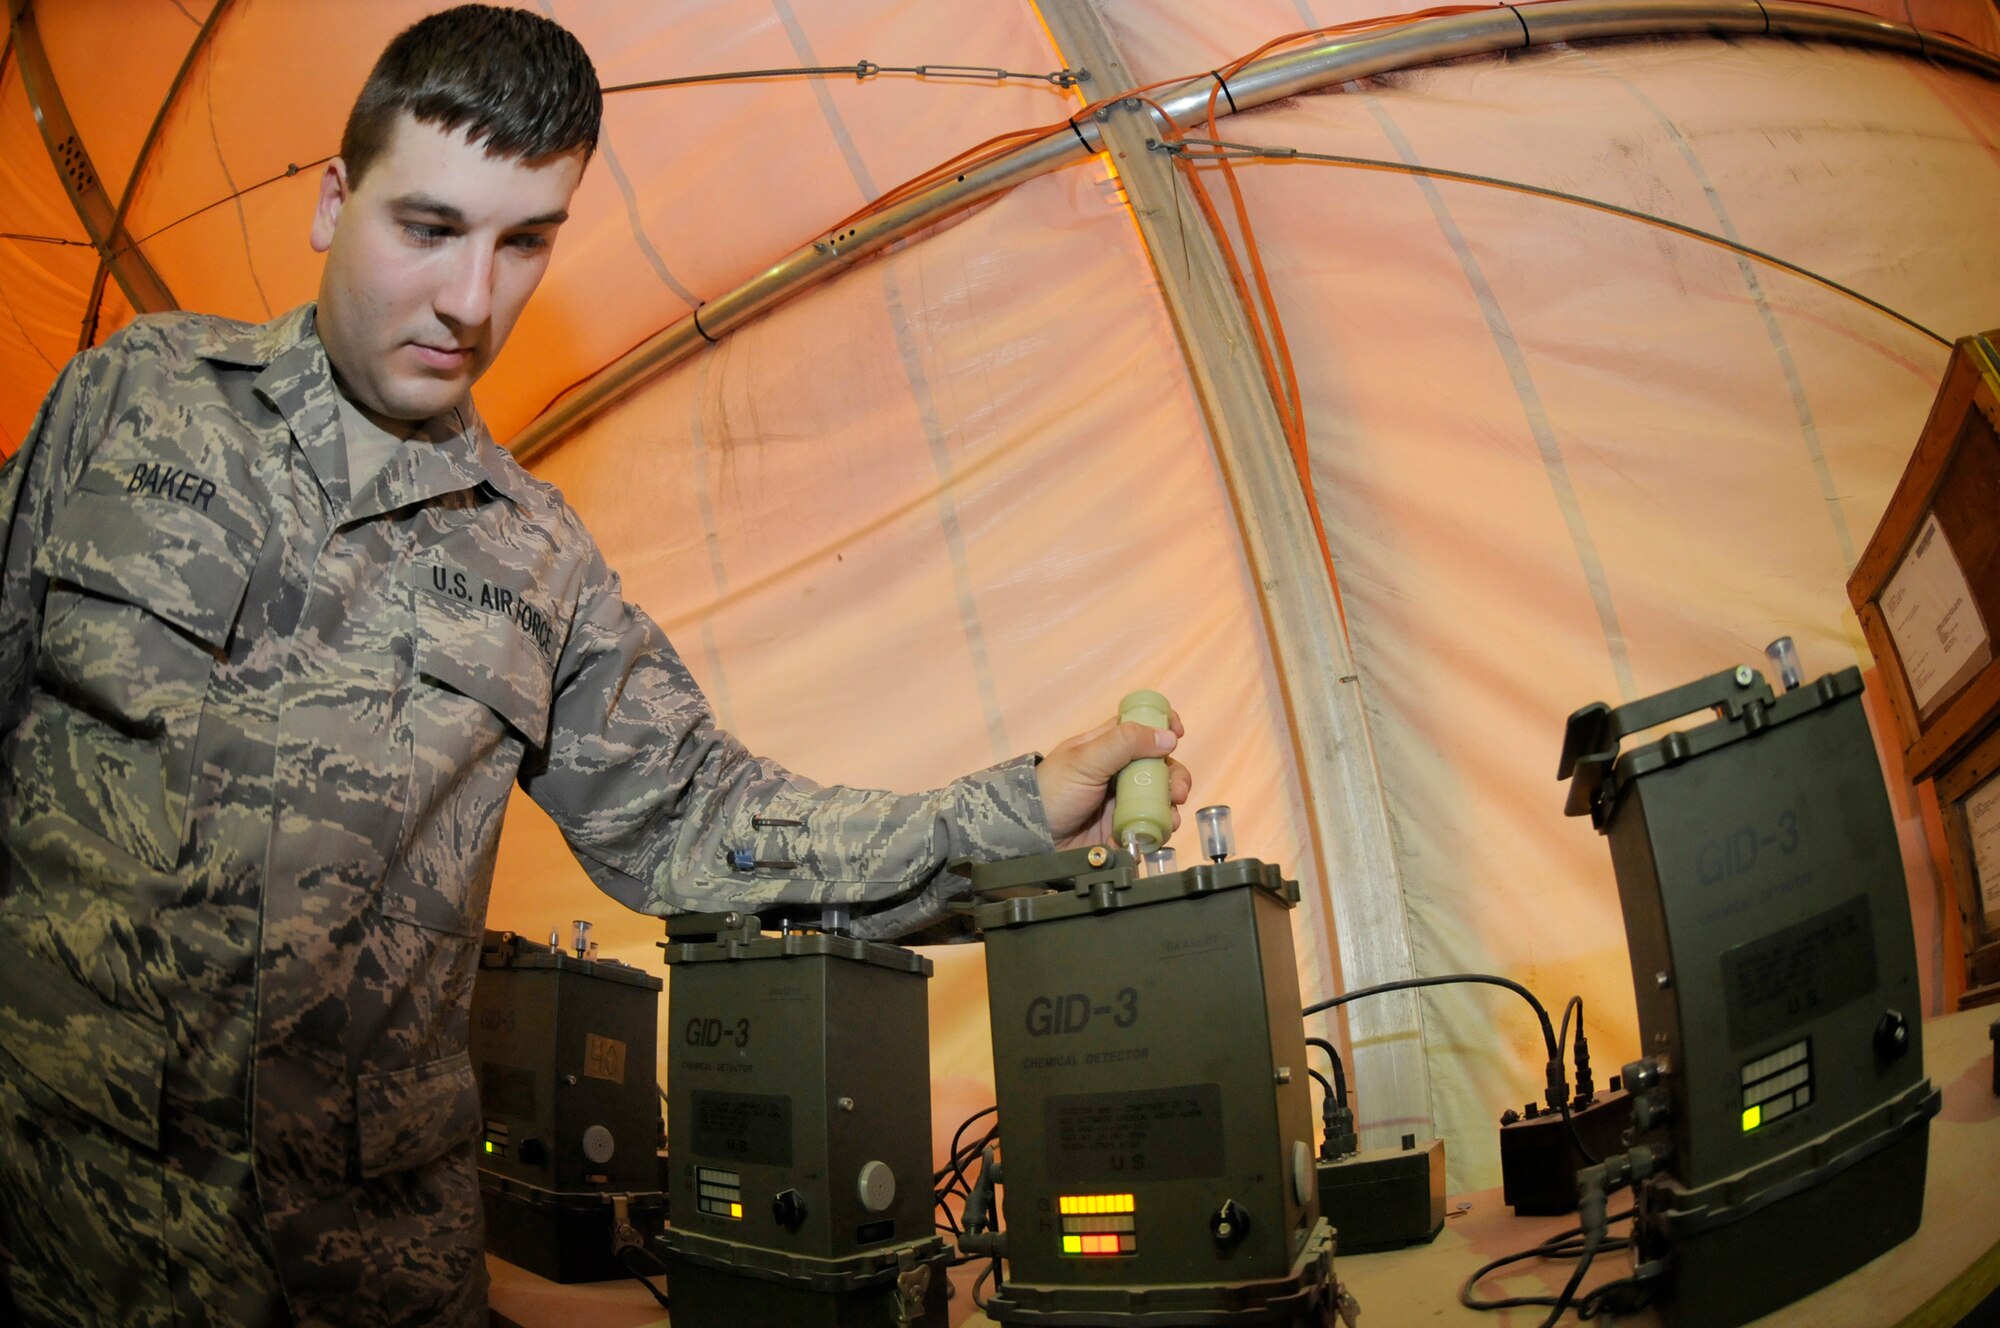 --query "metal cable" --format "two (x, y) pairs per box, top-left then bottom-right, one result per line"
(1156, 135), (1949, 348)
(606, 61), (1085, 94)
